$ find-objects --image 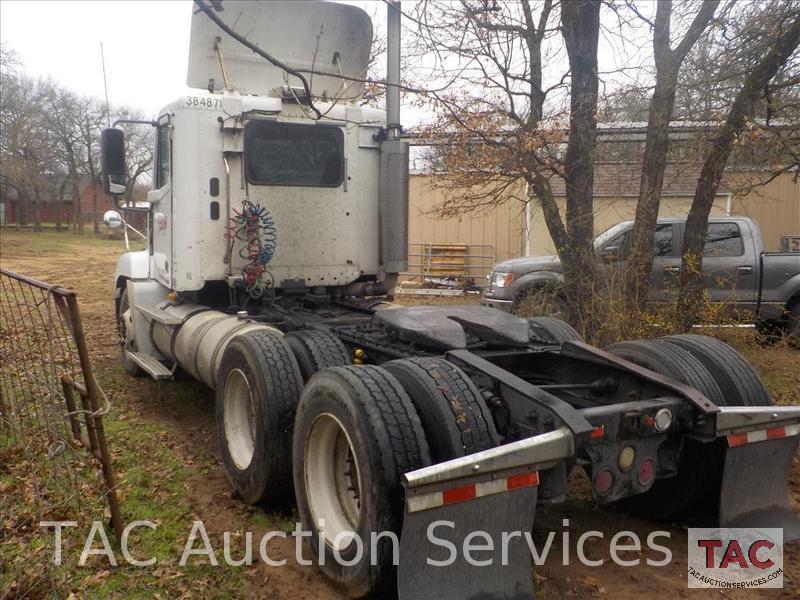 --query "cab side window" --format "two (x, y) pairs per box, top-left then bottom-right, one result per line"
(607, 224), (673, 259)
(653, 224), (674, 256)
(704, 223), (743, 257)
(155, 125), (171, 188)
